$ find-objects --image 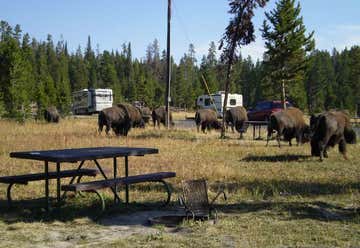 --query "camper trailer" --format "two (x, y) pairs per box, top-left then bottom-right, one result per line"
(72, 88), (113, 115)
(196, 91), (243, 118)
